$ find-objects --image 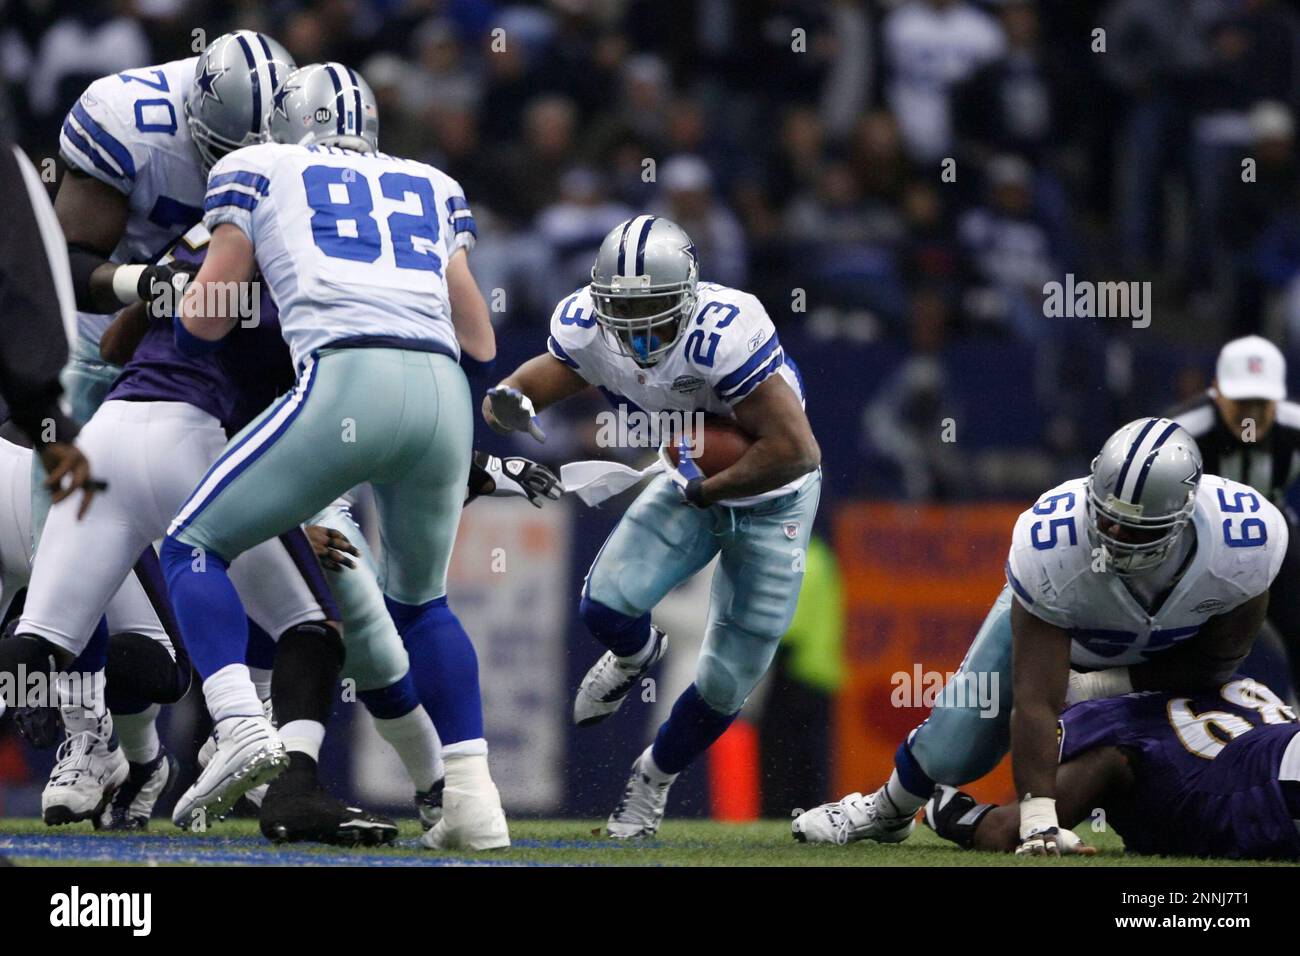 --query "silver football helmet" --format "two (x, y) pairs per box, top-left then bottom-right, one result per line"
(186, 31), (295, 169)
(265, 63), (379, 154)
(590, 216), (699, 366)
(1086, 417), (1203, 575)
